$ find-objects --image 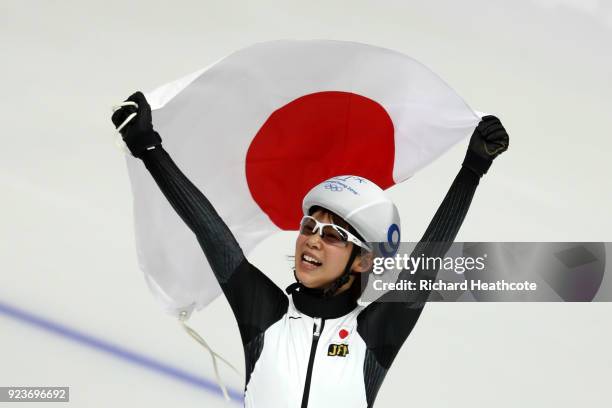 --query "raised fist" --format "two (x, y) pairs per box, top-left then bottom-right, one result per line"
(111, 91), (162, 158)
(462, 115), (509, 177)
